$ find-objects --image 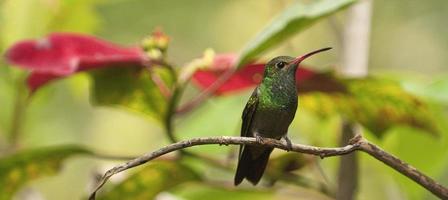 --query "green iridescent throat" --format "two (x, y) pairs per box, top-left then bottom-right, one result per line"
(257, 74), (297, 110)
